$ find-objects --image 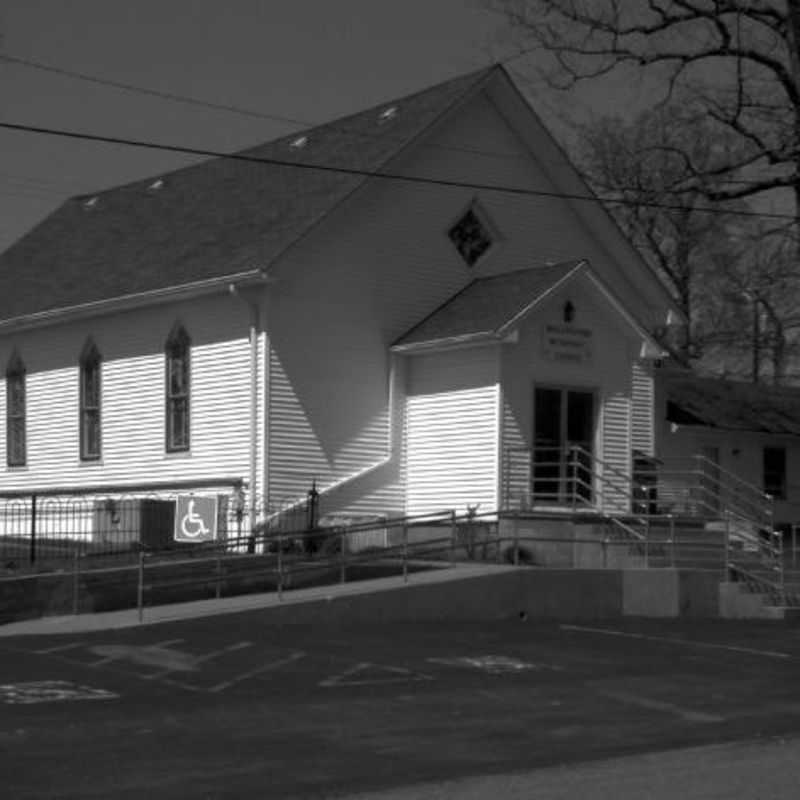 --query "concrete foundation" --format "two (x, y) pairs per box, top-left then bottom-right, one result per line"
(1, 563), (776, 631)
